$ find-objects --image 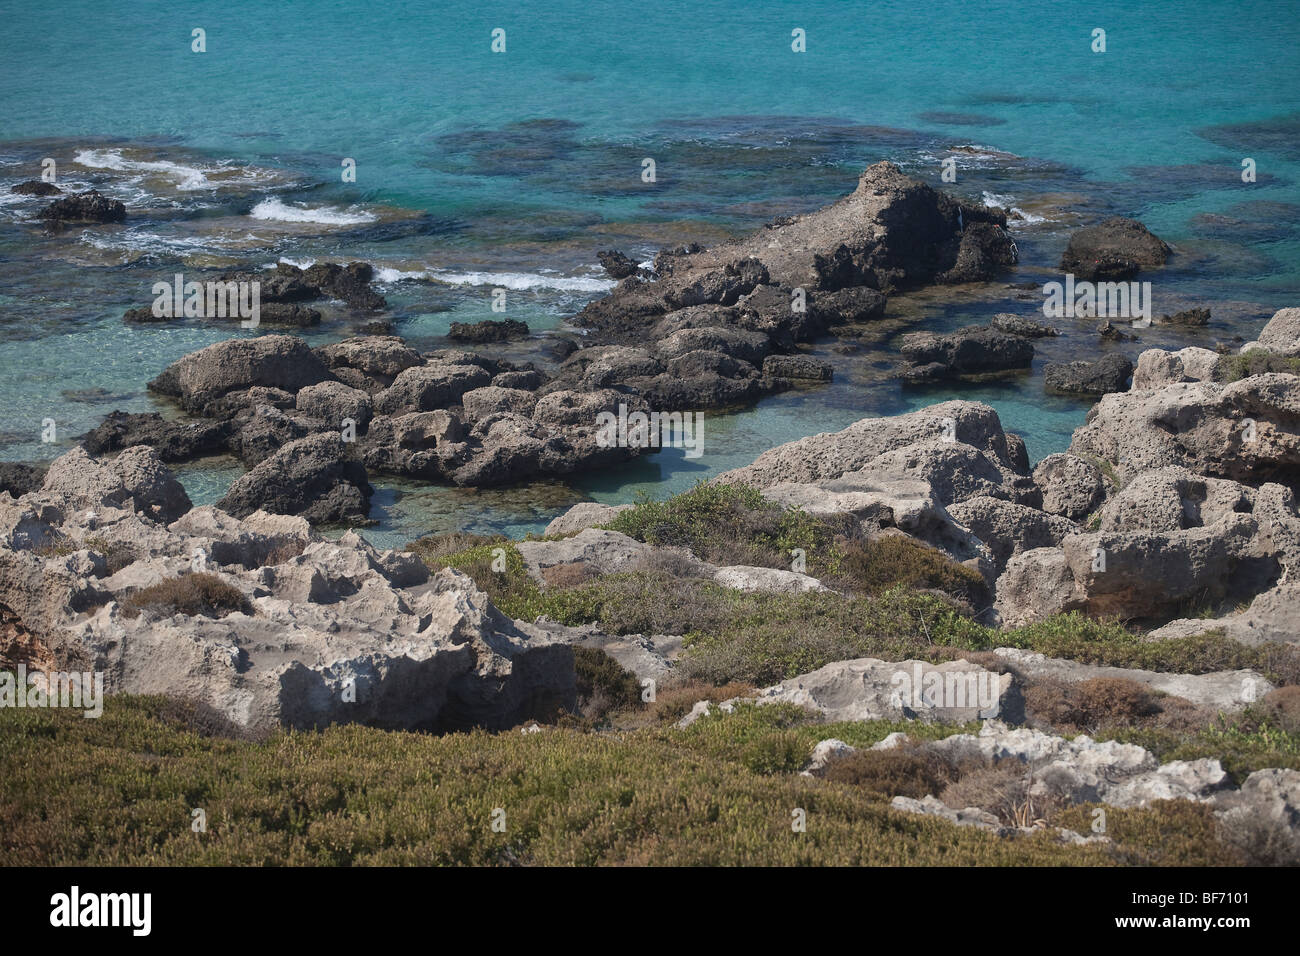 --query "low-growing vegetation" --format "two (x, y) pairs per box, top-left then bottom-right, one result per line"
(120, 573), (252, 620)
(1214, 349), (1300, 383)
(0, 695), (1260, 866)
